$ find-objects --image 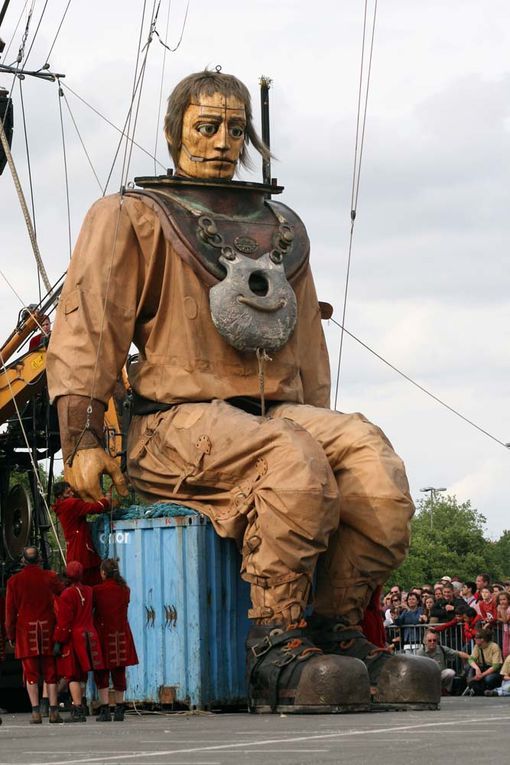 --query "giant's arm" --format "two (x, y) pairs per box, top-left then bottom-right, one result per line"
(295, 267), (331, 408)
(47, 195), (144, 499)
